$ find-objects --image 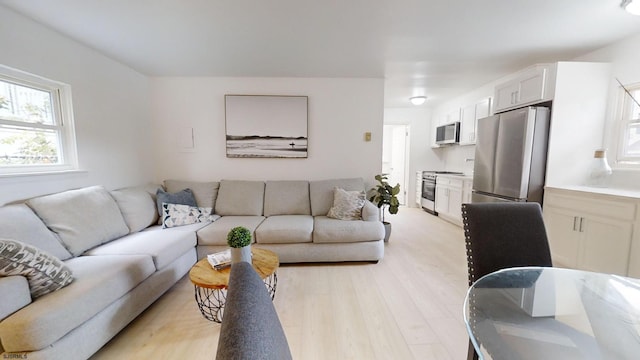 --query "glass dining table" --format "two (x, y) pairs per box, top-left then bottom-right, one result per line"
(464, 266), (640, 360)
